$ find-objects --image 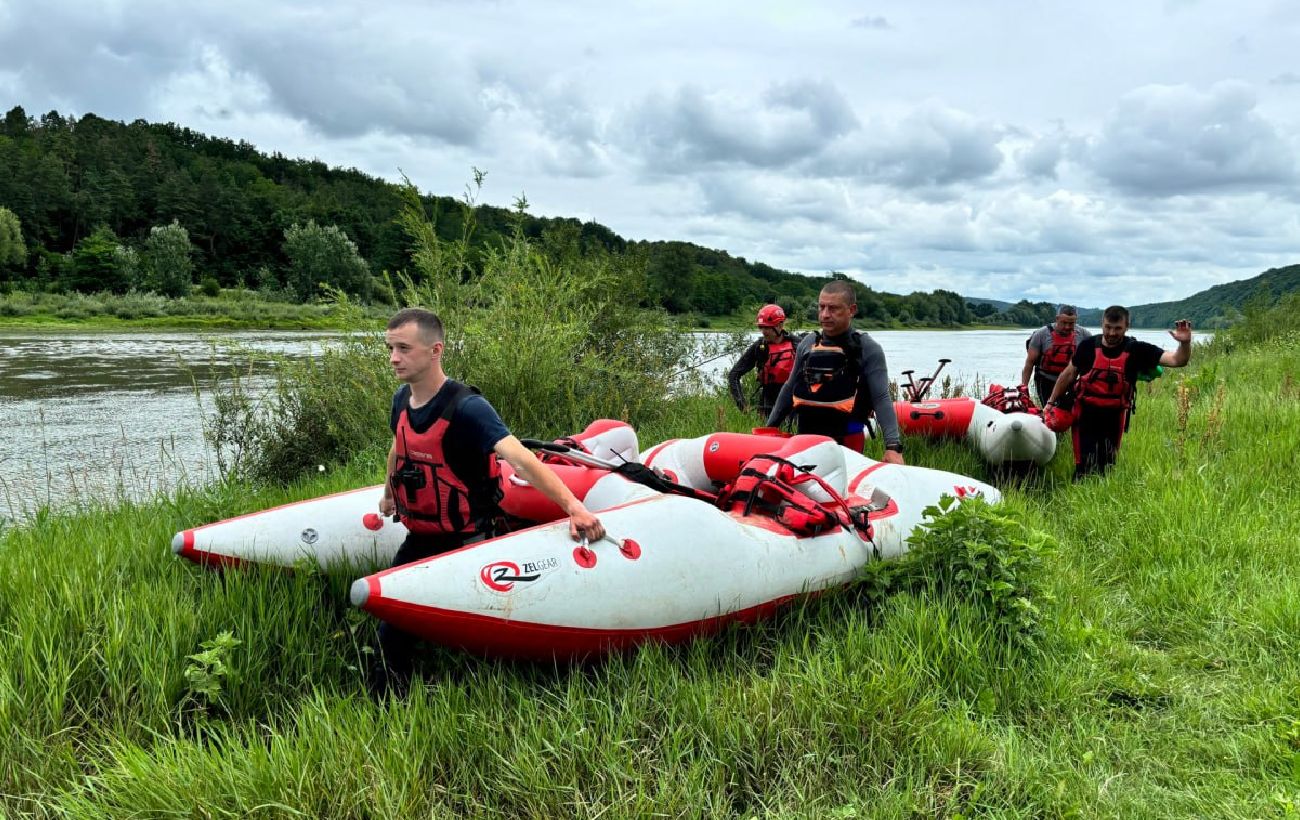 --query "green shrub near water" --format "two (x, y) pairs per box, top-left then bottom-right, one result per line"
(203, 185), (722, 484)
